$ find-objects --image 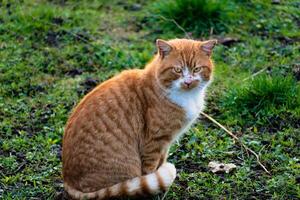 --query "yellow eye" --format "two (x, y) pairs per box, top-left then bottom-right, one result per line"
(173, 67), (182, 73)
(193, 66), (201, 73)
